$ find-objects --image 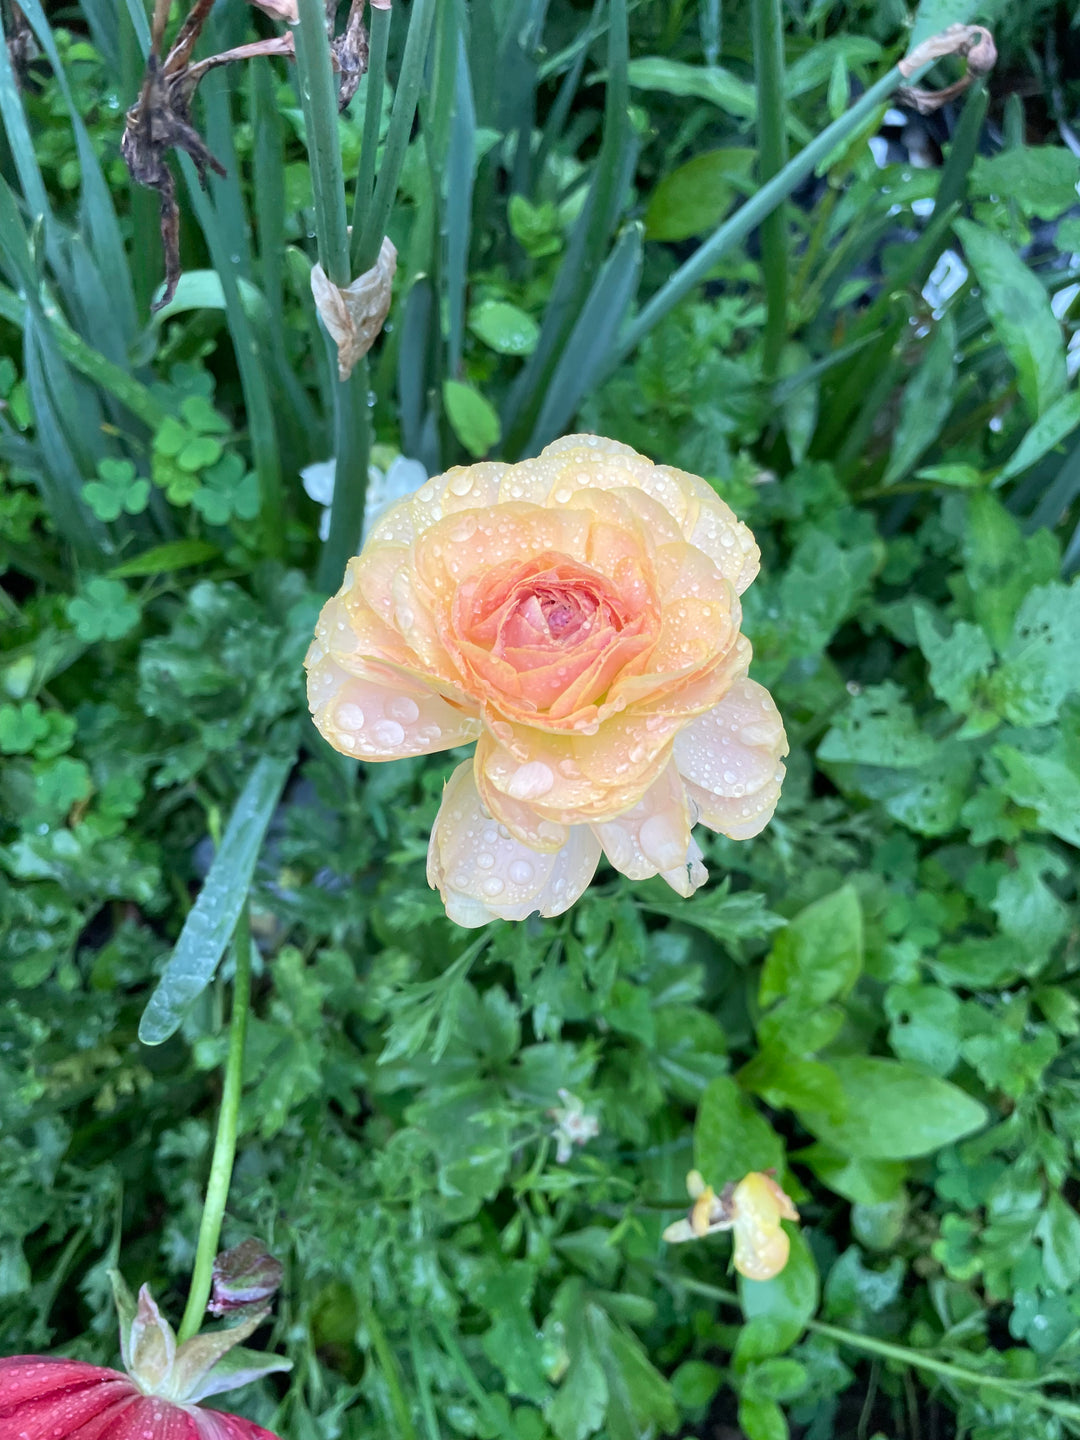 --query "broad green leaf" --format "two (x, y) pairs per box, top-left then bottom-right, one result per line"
(644, 148), (755, 242)
(964, 492), (1060, 650)
(545, 1281), (607, 1440)
(695, 1076), (783, 1184)
(972, 147), (1080, 221)
(799, 1057), (987, 1159)
(996, 389), (1080, 484)
(797, 1145), (907, 1205)
(911, 0), (1005, 46)
(1036, 1195), (1080, 1290)
(913, 607), (995, 719)
(737, 1395), (788, 1440)
(138, 753), (293, 1045)
(589, 1307), (678, 1440)
(624, 57), (756, 118)
(883, 312), (957, 484)
(760, 884), (863, 1010)
(817, 683), (936, 768)
(954, 218), (1066, 419)
(987, 581), (1080, 726)
(992, 741), (1080, 848)
(467, 299), (540, 356)
(443, 378), (500, 457)
(736, 1229), (819, 1363)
